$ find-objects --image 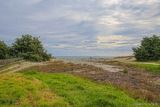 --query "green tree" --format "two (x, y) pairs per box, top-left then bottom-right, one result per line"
(133, 35), (160, 61)
(0, 41), (9, 59)
(11, 34), (51, 62)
